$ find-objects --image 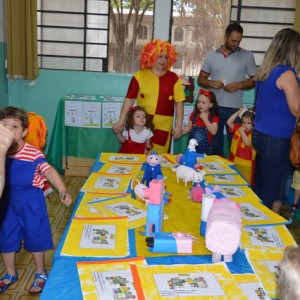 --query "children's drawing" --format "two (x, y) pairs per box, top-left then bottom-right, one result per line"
(95, 176), (122, 189)
(93, 270), (137, 300)
(79, 224), (116, 249)
(153, 272), (225, 297)
(246, 226), (284, 248)
(106, 202), (146, 221)
(241, 203), (269, 221)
